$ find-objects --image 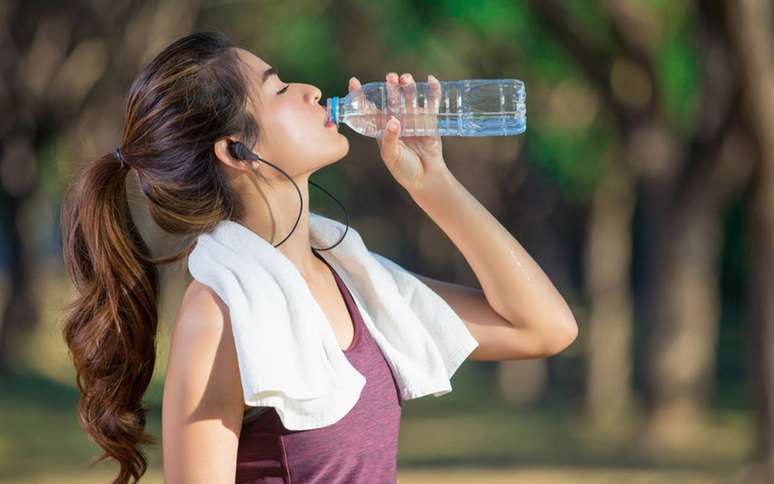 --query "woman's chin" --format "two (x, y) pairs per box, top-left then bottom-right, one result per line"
(317, 136), (349, 166)
(320, 150), (348, 169)
(334, 137), (350, 158)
